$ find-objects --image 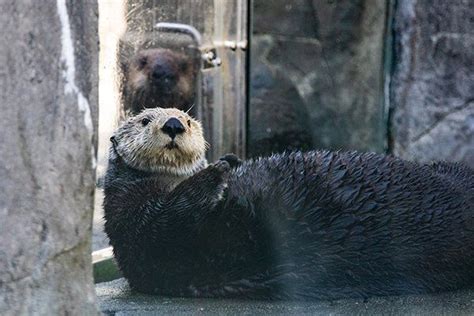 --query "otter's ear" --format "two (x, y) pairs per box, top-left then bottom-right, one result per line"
(110, 136), (117, 146)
